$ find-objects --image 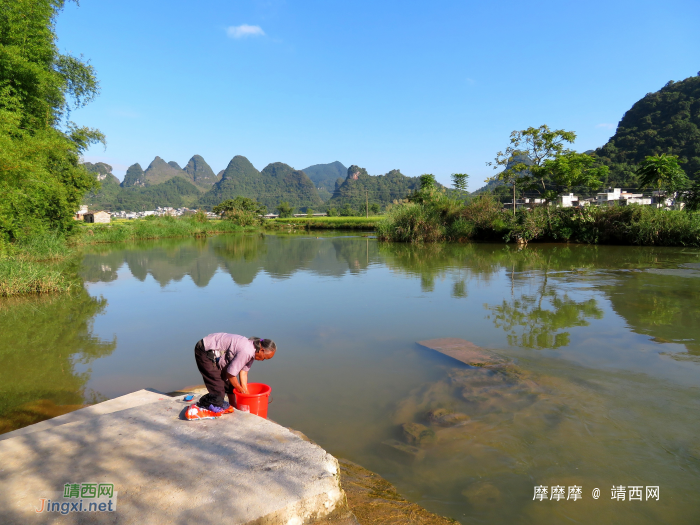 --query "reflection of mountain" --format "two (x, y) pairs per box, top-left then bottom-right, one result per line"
(0, 290), (117, 434)
(80, 234), (382, 289)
